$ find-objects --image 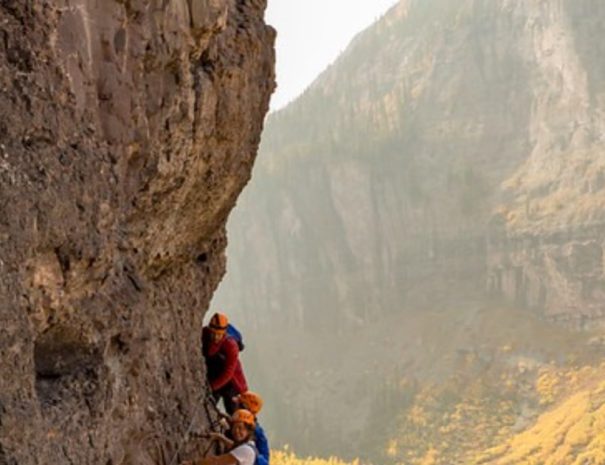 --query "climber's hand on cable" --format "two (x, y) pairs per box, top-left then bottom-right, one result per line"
(210, 432), (234, 448)
(209, 432), (227, 441)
